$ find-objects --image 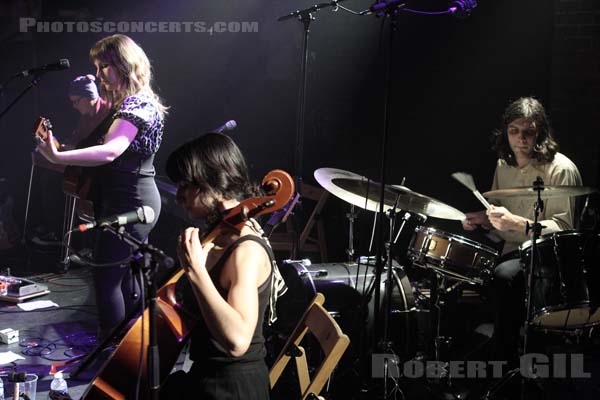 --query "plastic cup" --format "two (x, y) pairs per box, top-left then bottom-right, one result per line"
(5, 373), (38, 400)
